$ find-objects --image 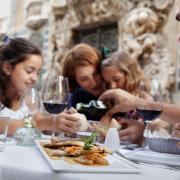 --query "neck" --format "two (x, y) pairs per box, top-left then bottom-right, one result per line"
(4, 87), (20, 110)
